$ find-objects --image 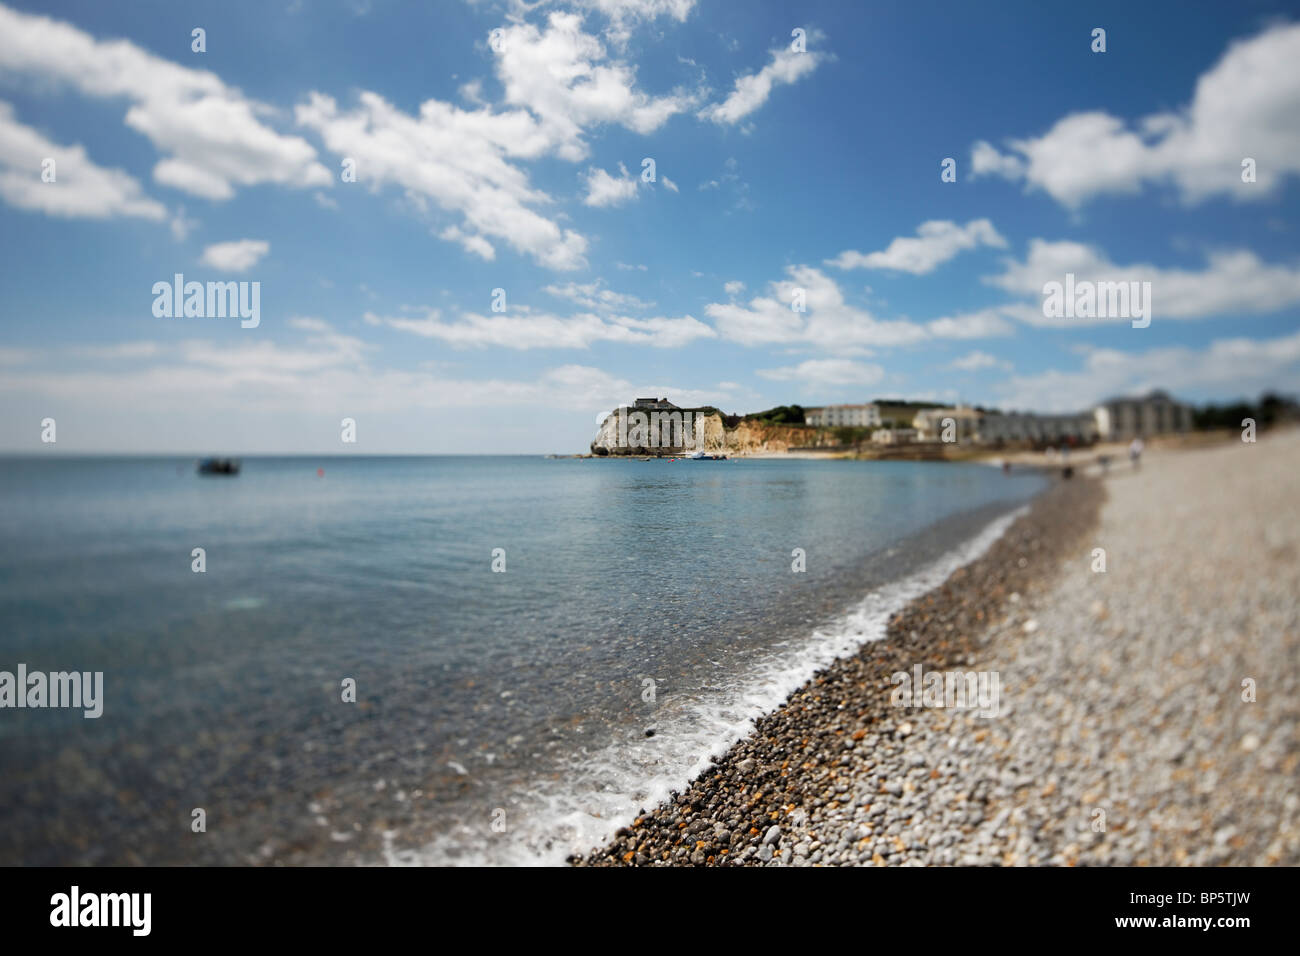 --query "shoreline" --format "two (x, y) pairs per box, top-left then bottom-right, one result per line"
(577, 432), (1300, 866)
(566, 429), (1248, 464)
(575, 473), (1104, 865)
